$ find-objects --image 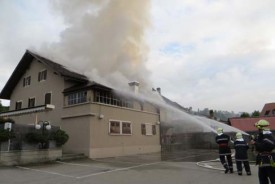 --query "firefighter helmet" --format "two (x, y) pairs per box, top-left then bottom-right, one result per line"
(255, 119), (270, 130)
(217, 127), (223, 134)
(236, 132), (242, 139)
